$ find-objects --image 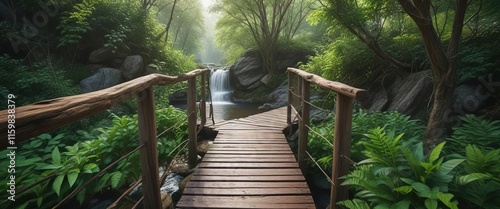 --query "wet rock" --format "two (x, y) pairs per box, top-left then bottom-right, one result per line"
(160, 173), (184, 203)
(231, 52), (264, 91)
(179, 174), (193, 193)
(161, 193), (173, 209)
(197, 140), (212, 156)
(80, 68), (122, 93)
(121, 55), (144, 80)
(170, 163), (191, 175)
